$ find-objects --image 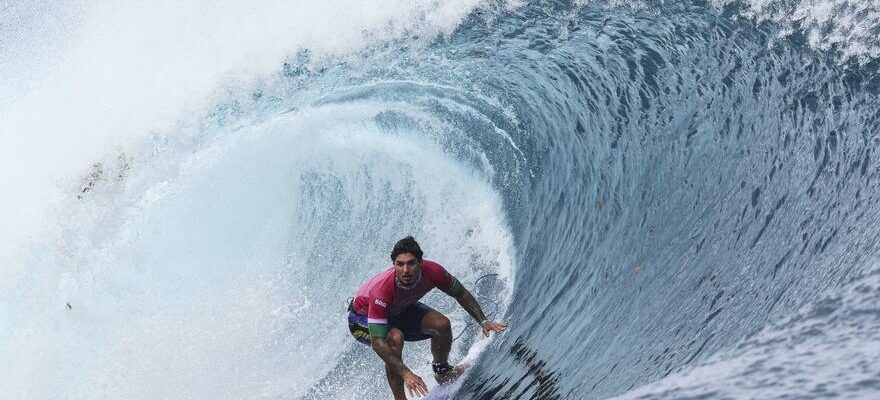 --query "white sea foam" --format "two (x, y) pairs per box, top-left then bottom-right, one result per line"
(0, 100), (516, 399)
(0, 0), (506, 262)
(1, 2), (521, 398)
(714, 0), (880, 62)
